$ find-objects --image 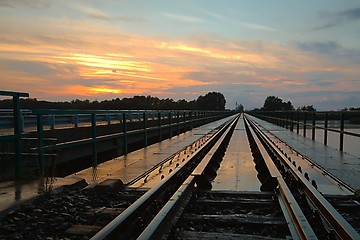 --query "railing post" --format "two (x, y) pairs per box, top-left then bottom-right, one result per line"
(312, 112), (316, 140)
(73, 114), (79, 128)
(37, 114), (45, 177)
(168, 112), (172, 138)
(49, 114), (55, 130)
(143, 112), (147, 147)
(183, 112), (186, 131)
(13, 95), (22, 179)
(107, 113), (111, 125)
(91, 113), (97, 166)
(290, 111), (294, 131)
(177, 111), (180, 135)
(158, 112), (162, 141)
(123, 113), (128, 154)
(303, 112), (307, 137)
(324, 112), (328, 145)
(284, 111), (286, 129)
(340, 112), (344, 151)
(296, 112), (300, 134)
(189, 111), (193, 130)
